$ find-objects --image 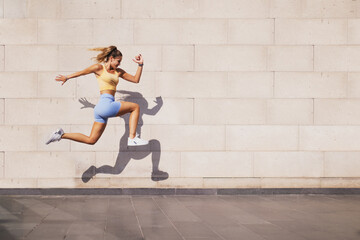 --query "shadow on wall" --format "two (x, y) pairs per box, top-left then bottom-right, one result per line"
(79, 90), (169, 183)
